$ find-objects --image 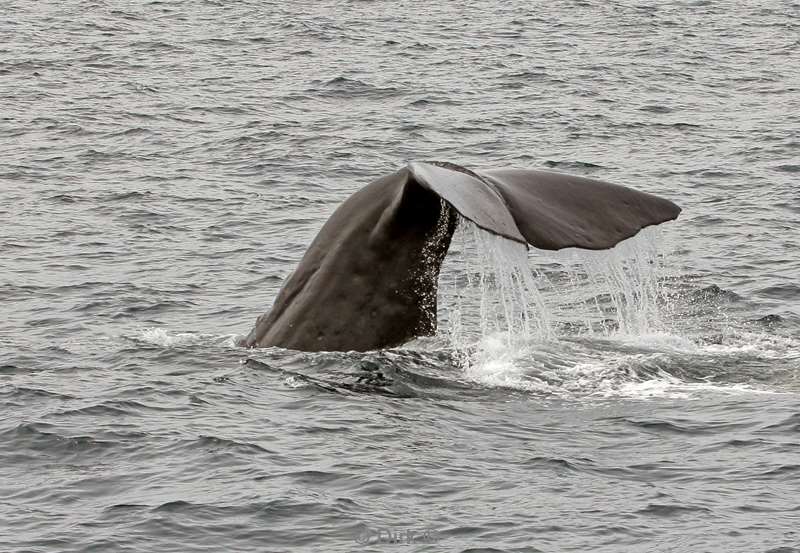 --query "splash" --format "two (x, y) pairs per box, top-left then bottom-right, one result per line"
(437, 221), (695, 396)
(138, 328), (203, 347)
(440, 222), (669, 348)
(135, 328), (240, 348)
